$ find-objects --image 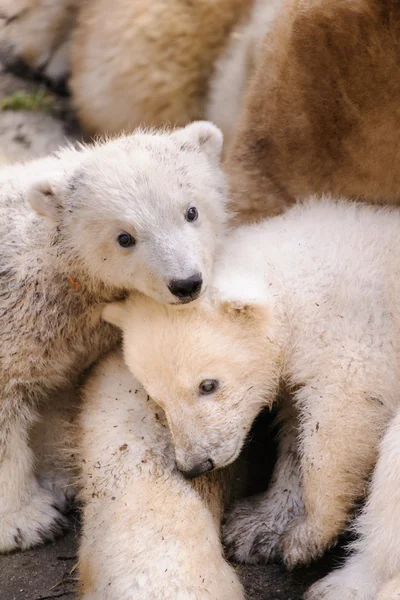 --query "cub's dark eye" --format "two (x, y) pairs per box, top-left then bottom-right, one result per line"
(117, 233), (136, 248)
(199, 379), (219, 395)
(186, 206), (198, 222)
